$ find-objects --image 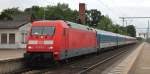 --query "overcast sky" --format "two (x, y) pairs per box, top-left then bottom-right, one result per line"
(0, 0), (150, 37)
